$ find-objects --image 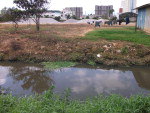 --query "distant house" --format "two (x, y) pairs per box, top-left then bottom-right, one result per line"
(136, 4), (150, 33)
(119, 12), (137, 22)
